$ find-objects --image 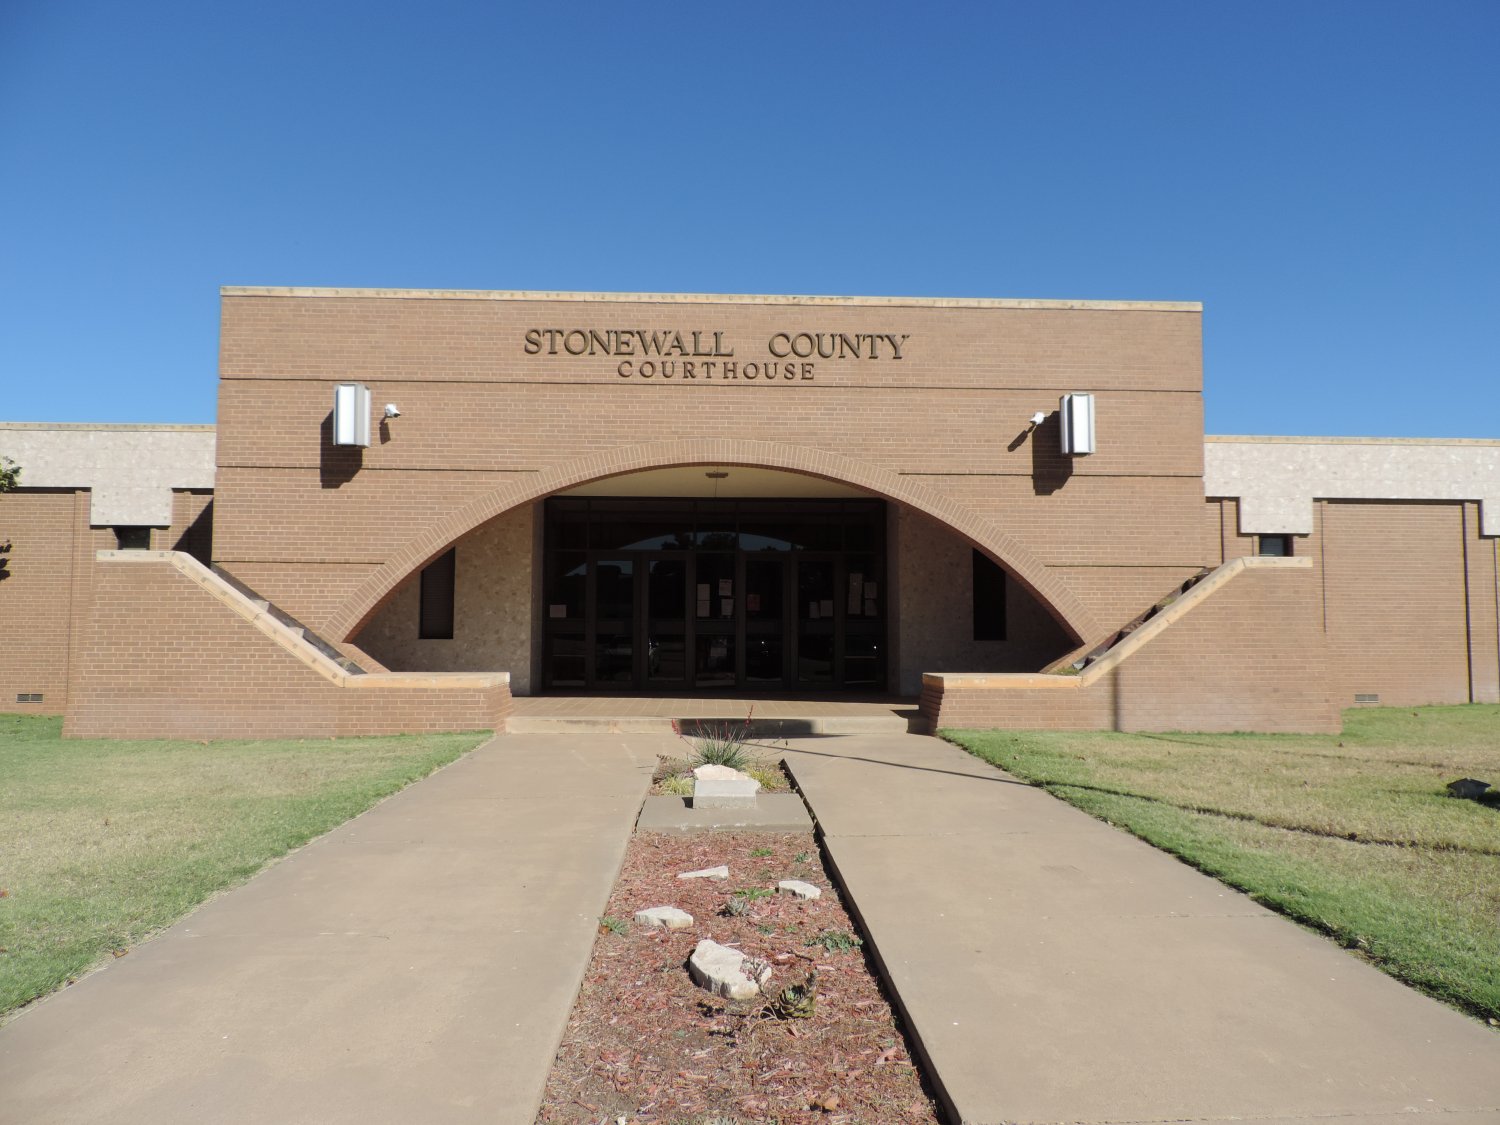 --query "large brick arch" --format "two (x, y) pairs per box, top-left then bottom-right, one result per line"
(327, 439), (1103, 644)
